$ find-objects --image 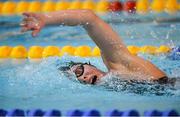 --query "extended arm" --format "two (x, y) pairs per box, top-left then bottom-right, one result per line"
(24, 10), (131, 65)
(21, 10), (166, 79)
